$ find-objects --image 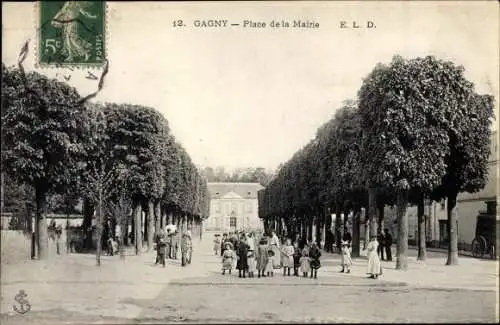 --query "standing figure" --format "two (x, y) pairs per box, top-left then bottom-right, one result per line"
(269, 231), (281, 270)
(213, 234), (221, 256)
(309, 242), (321, 279)
(367, 235), (382, 279)
(281, 238), (295, 276)
(265, 249), (275, 277)
(173, 230), (180, 259)
(166, 229), (173, 259)
(256, 237), (269, 278)
(384, 228), (393, 261)
(340, 240), (352, 273)
(292, 241), (302, 276)
(220, 233), (229, 257)
(236, 234), (249, 278)
(155, 228), (167, 267)
(222, 242), (234, 275)
(181, 231), (193, 267)
(377, 230), (386, 261)
(299, 250), (311, 277)
(247, 251), (257, 278)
